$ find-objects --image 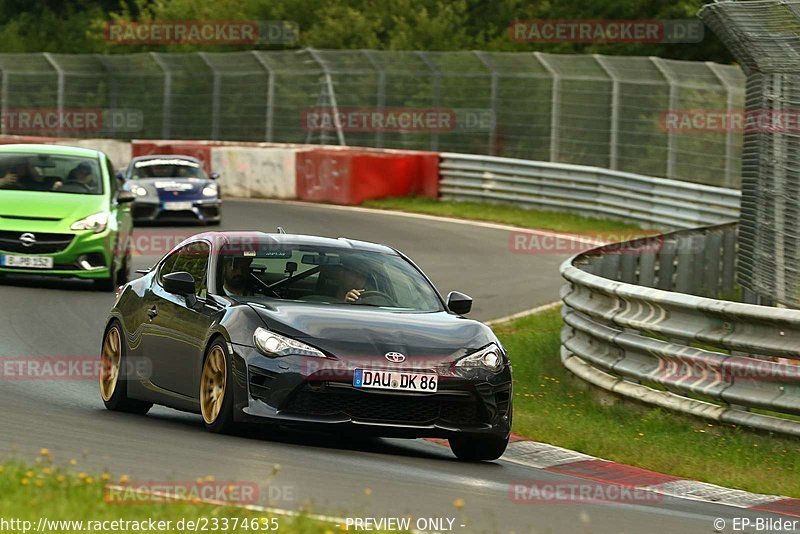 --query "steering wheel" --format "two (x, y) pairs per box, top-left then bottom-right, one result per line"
(353, 290), (397, 307)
